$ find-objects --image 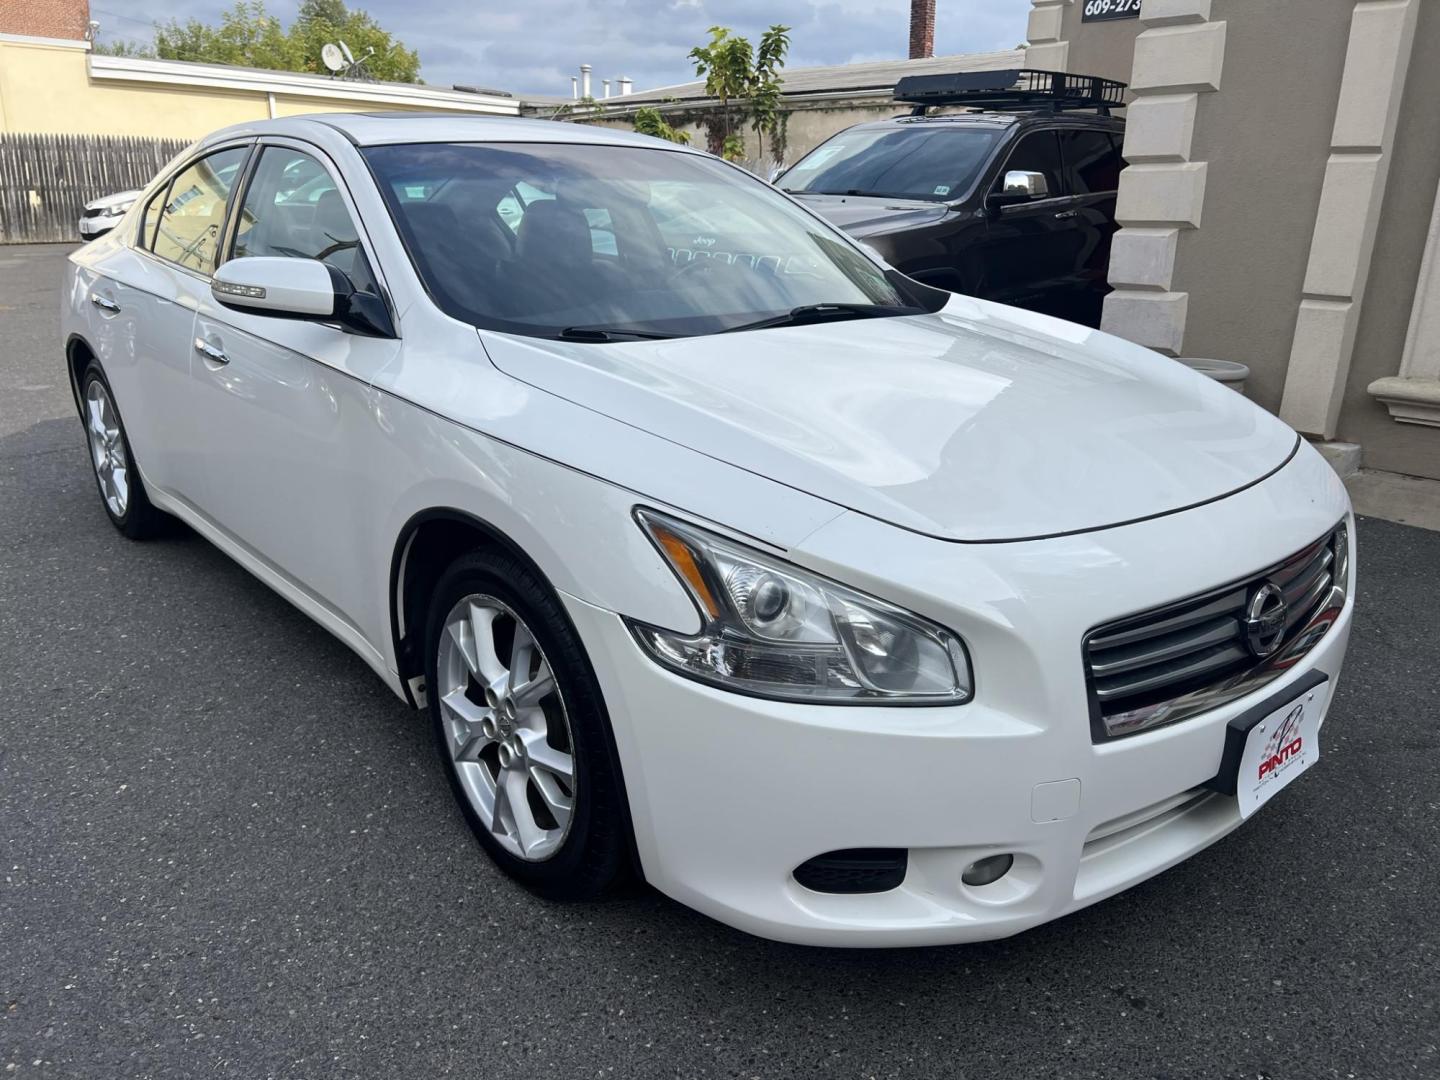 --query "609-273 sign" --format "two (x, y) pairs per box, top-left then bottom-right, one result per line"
(1082, 0), (1141, 20)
